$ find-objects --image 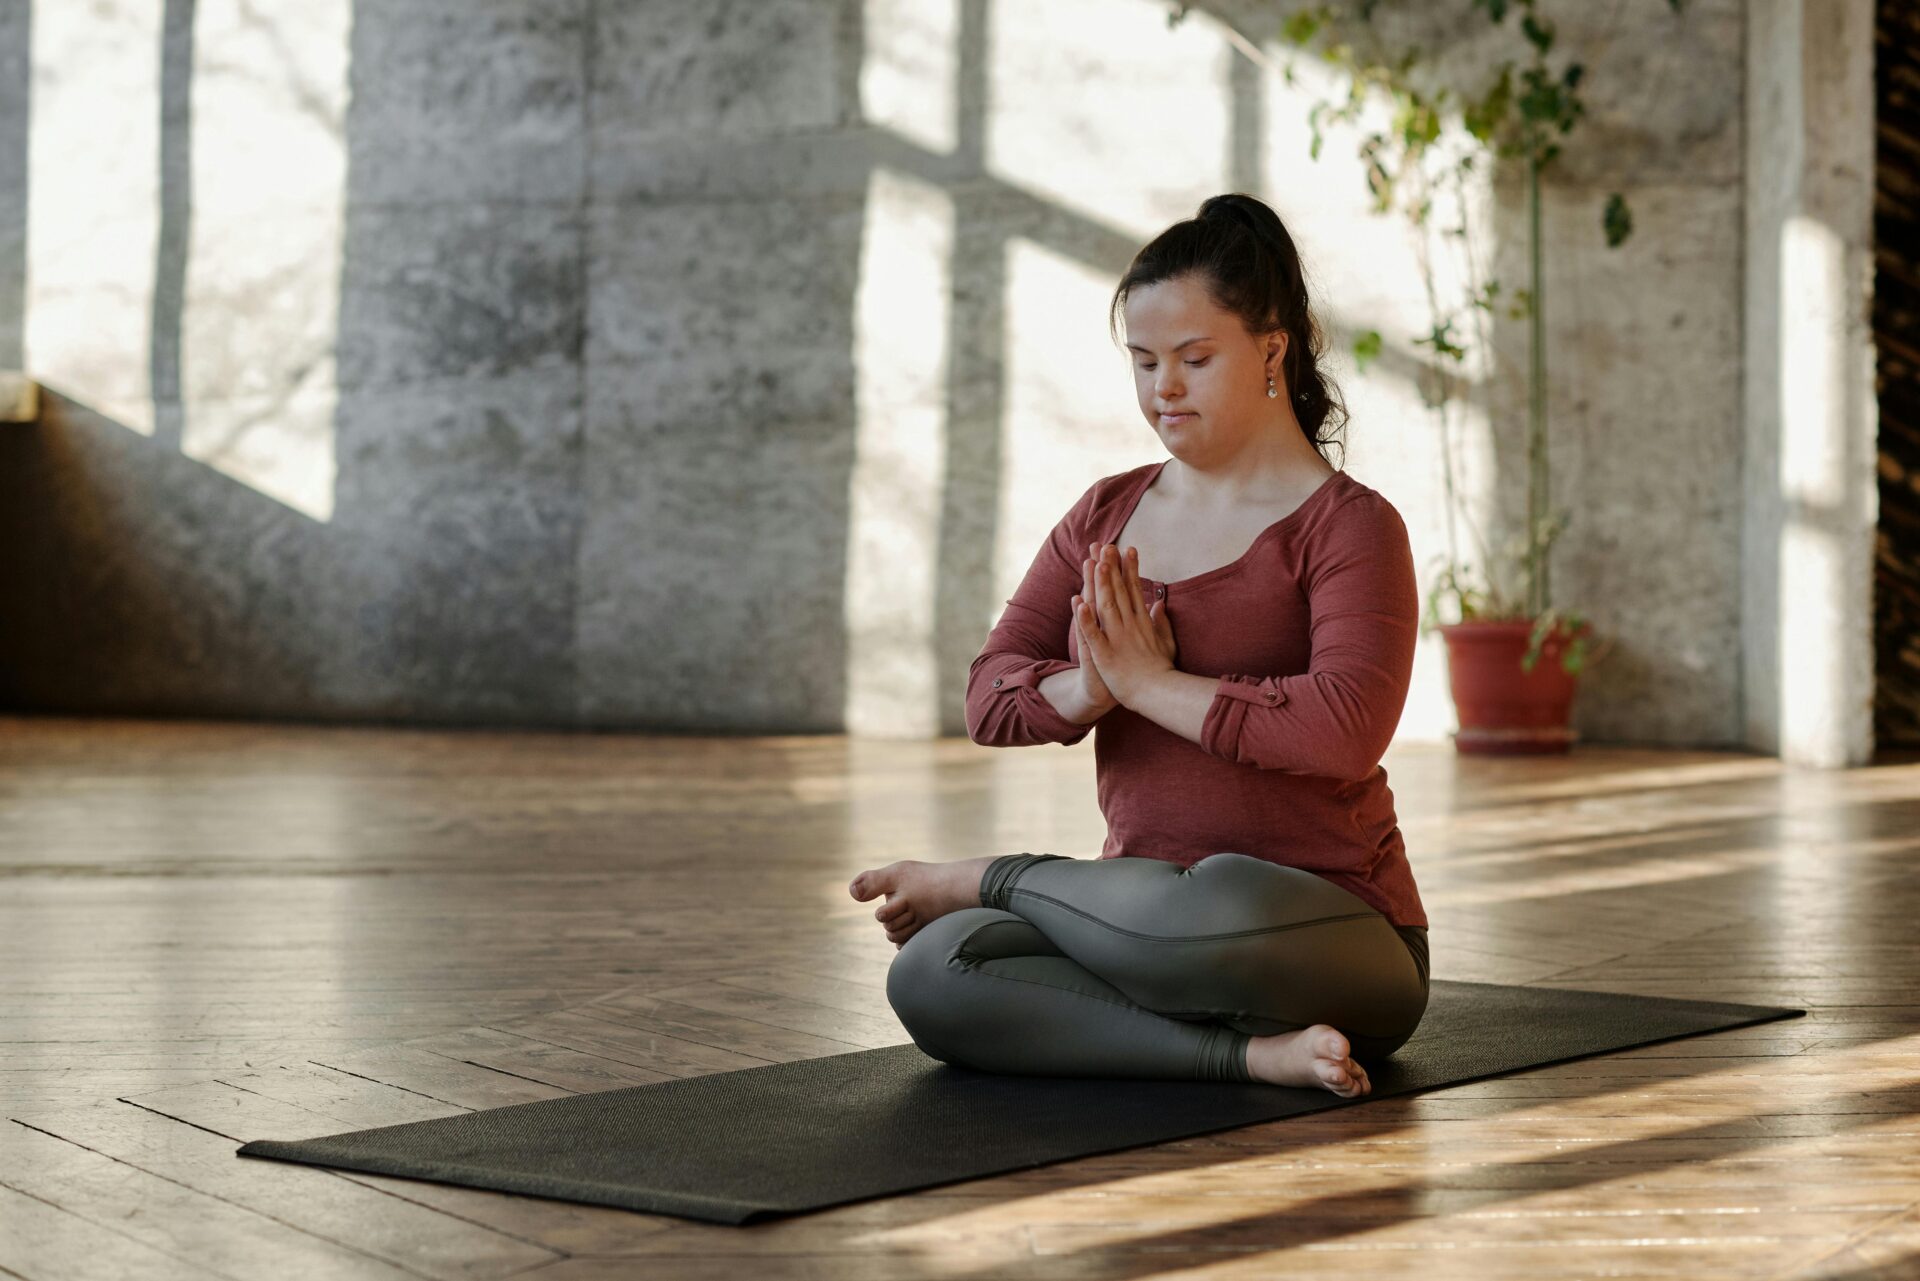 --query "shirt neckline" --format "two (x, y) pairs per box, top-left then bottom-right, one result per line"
(1109, 459), (1347, 591)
